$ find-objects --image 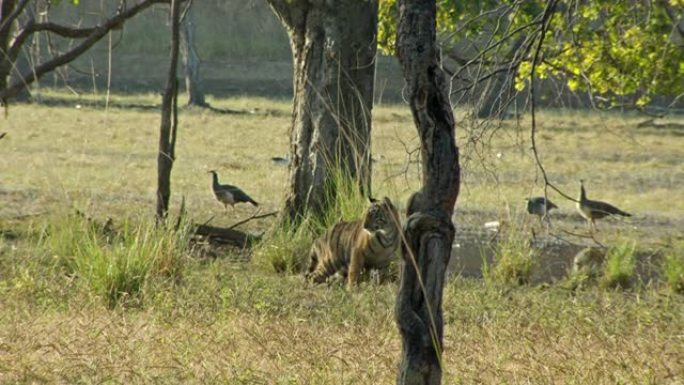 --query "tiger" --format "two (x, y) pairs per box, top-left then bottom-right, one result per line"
(306, 196), (402, 288)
